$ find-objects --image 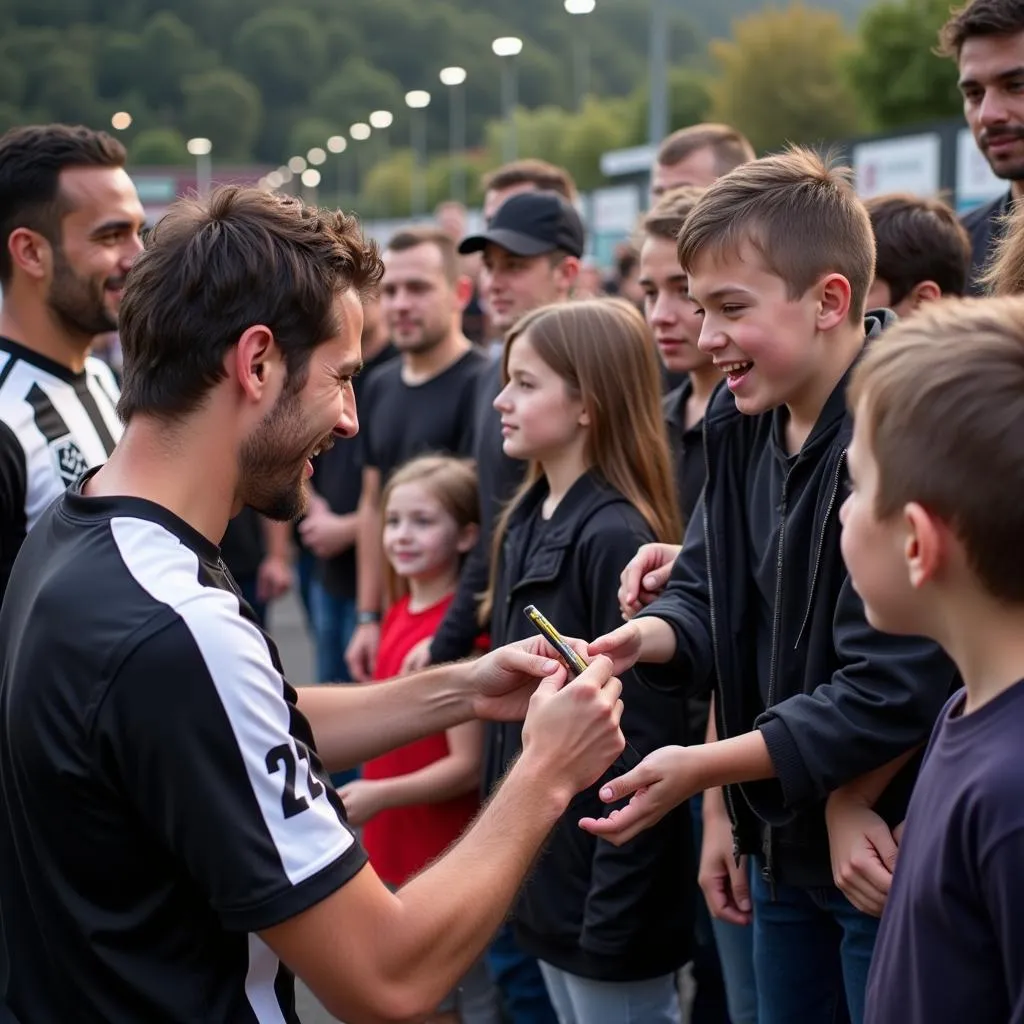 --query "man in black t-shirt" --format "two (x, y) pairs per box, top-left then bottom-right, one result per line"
(345, 225), (487, 681)
(0, 185), (626, 1023)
